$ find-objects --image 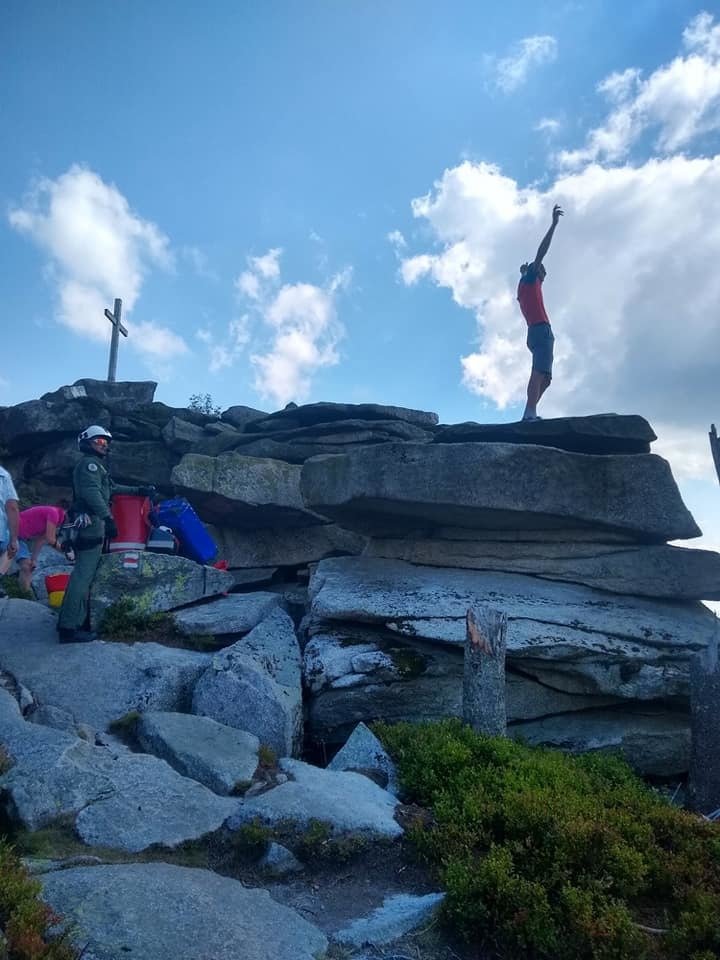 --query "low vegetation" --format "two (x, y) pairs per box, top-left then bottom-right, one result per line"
(377, 719), (720, 960)
(99, 599), (216, 651)
(0, 839), (77, 959)
(0, 576), (33, 601)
